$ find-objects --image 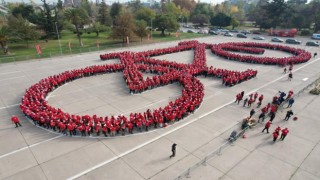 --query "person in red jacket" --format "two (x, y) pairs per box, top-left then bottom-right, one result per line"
(11, 115), (22, 128)
(262, 121), (272, 133)
(273, 131), (279, 142)
(280, 128), (289, 141)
